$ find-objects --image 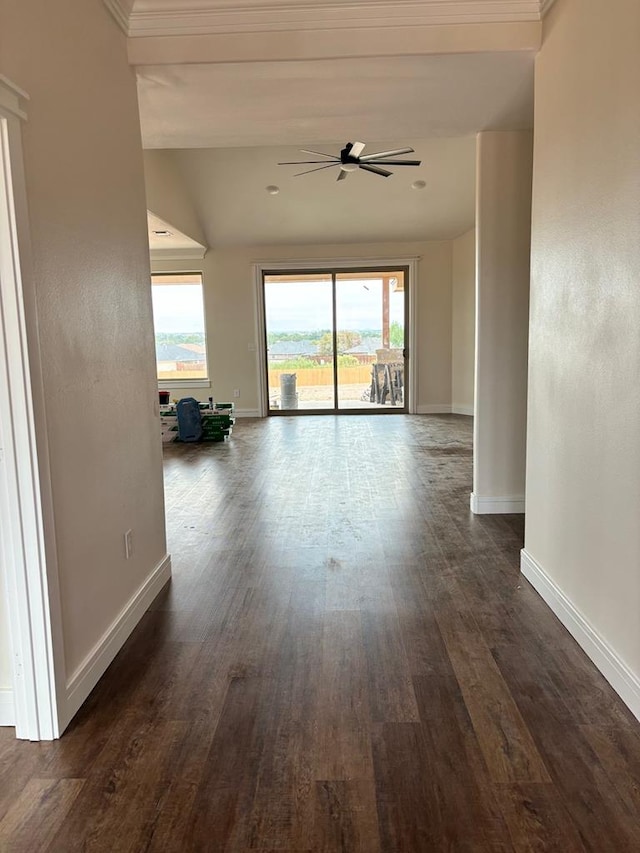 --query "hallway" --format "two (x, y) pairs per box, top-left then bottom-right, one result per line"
(1, 415), (639, 850)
